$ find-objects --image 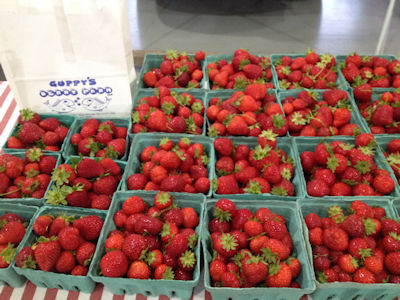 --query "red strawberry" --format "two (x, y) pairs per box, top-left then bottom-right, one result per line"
(100, 250), (128, 277)
(34, 237), (61, 271)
